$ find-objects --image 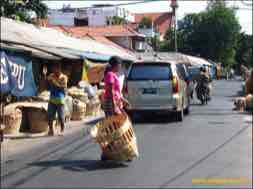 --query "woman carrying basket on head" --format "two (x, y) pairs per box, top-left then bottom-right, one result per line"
(101, 56), (130, 161)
